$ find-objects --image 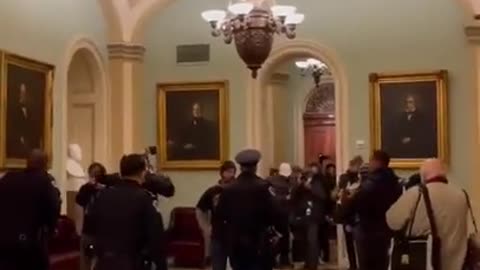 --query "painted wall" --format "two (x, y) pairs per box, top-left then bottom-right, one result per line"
(0, 0), (107, 196)
(143, 0), (475, 216)
(143, 0), (251, 215)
